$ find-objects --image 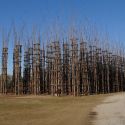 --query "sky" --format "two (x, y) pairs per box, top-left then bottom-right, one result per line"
(0, 0), (125, 74)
